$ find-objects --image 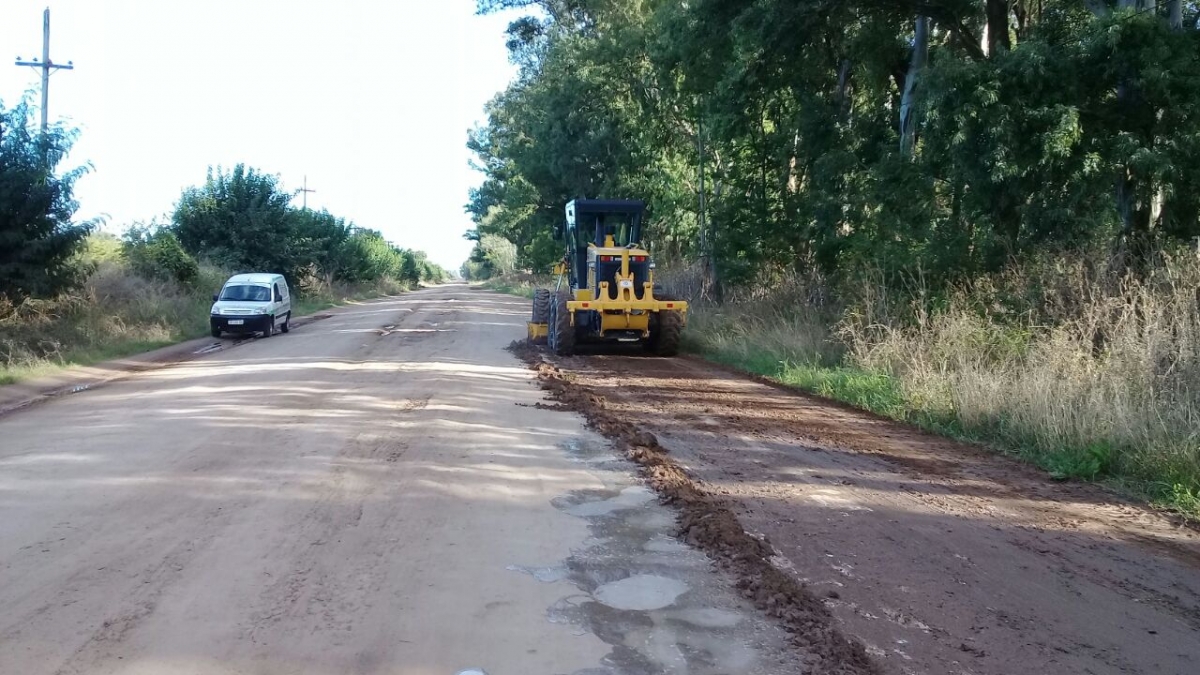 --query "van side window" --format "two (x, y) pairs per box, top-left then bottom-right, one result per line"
(273, 284), (282, 302)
